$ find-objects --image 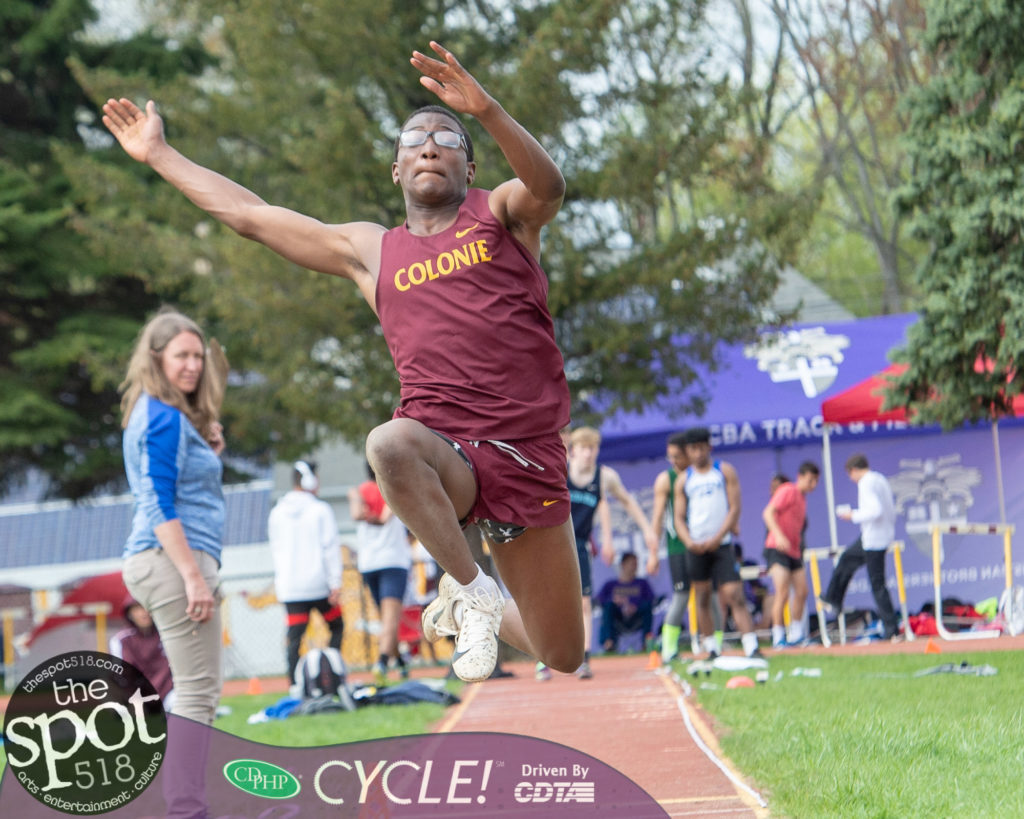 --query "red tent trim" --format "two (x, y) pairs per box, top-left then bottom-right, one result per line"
(820, 363), (910, 426)
(823, 360), (1024, 427)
